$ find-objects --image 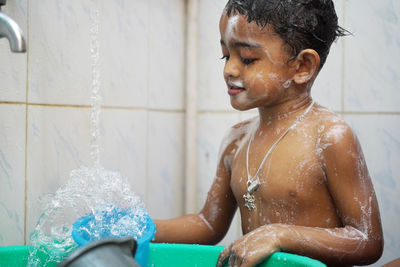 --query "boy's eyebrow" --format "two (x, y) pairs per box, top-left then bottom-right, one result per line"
(220, 39), (262, 49)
